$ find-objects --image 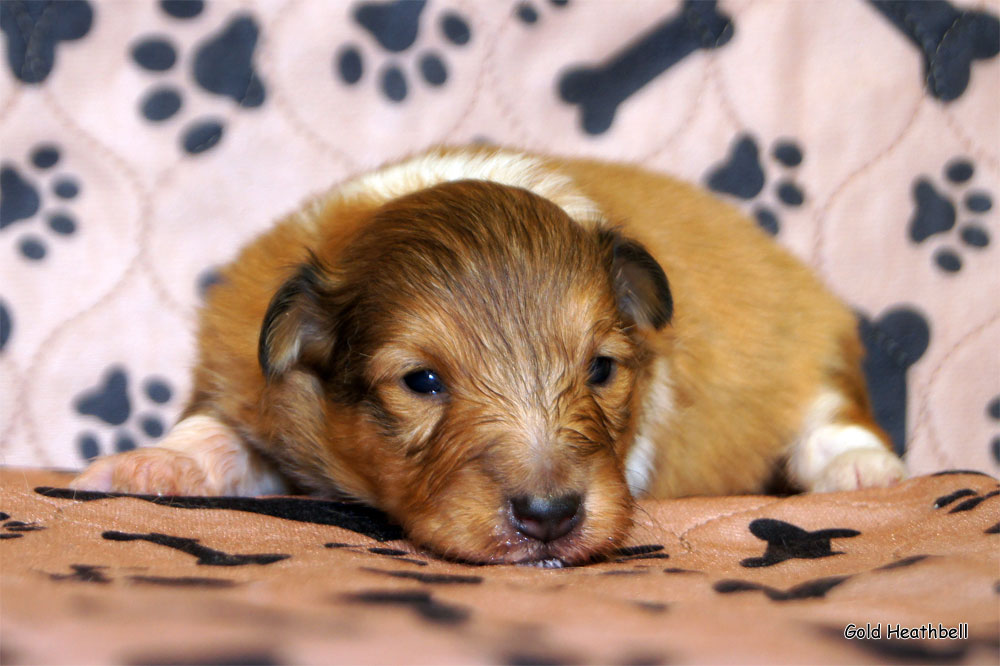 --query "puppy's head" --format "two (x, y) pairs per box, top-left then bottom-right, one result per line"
(259, 180), (671, 564)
